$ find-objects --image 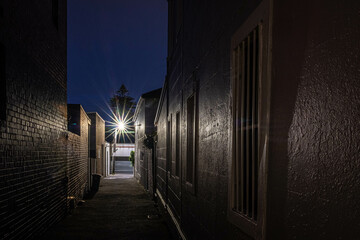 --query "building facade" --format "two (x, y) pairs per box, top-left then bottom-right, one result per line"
(67, 104), (91, 203)
(87, 112), (106, 176)
(133, 88), (162, 195)
(152, 0), (360, 239)
(0, 0), (70, 239)
(0, 1), (103, 239)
